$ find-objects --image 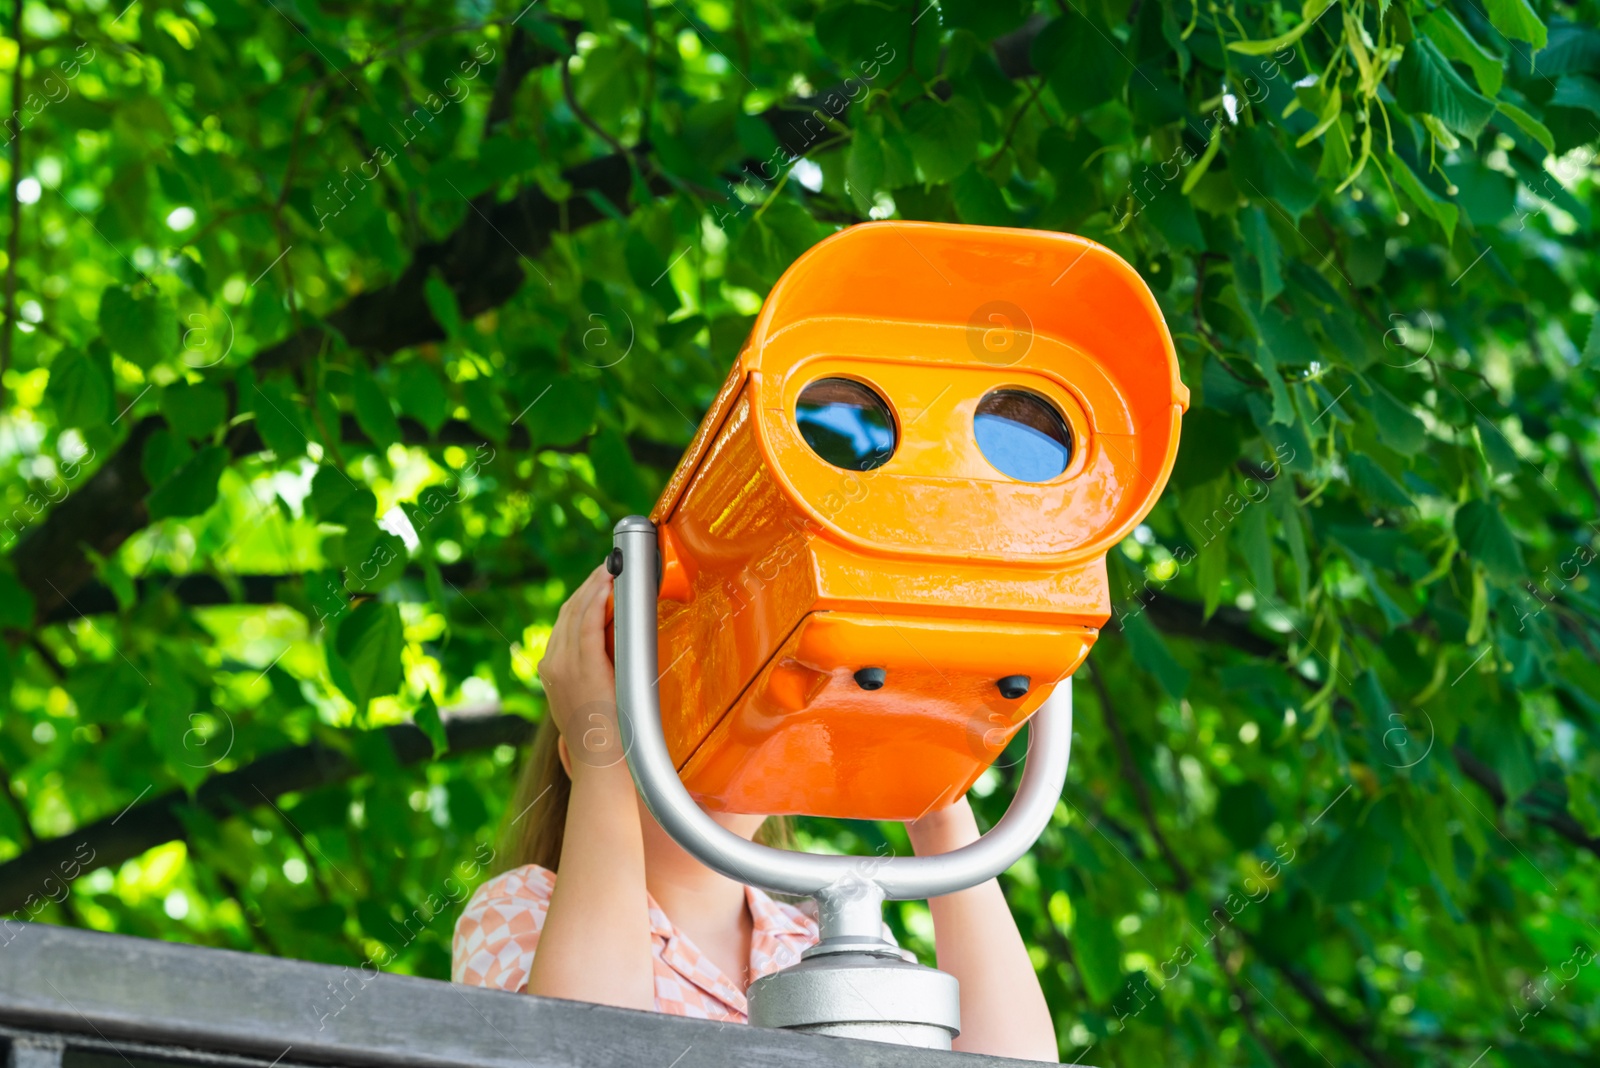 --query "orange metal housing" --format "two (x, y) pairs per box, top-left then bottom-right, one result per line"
(648, 221), (1186, 821)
